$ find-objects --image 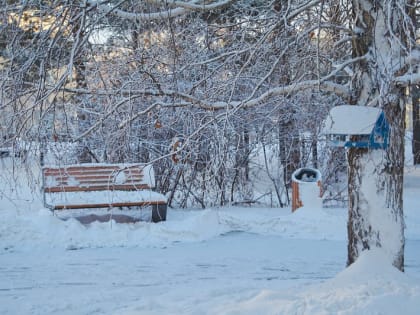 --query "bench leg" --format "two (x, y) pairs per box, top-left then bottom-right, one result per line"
(152, 204), (167, 222)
